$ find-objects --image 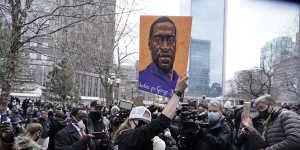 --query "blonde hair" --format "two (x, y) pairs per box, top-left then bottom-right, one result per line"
(111, 106), (120, 115)
(112, 118), (132, 145)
